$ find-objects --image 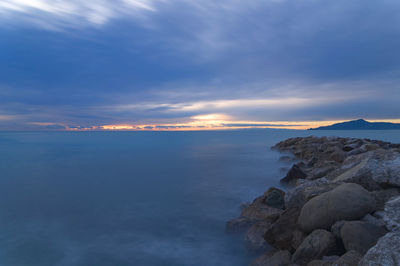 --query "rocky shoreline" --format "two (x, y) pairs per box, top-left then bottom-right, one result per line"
(227, 136), (400, 266)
